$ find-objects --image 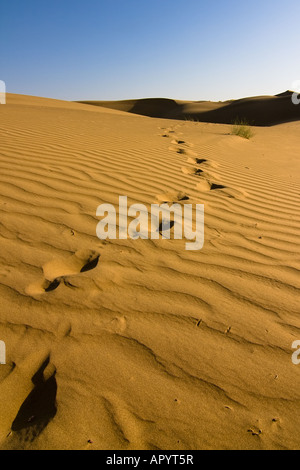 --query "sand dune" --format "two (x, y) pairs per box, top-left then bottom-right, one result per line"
(78, 91), (300, 126)
(0, 94), (300, 450)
